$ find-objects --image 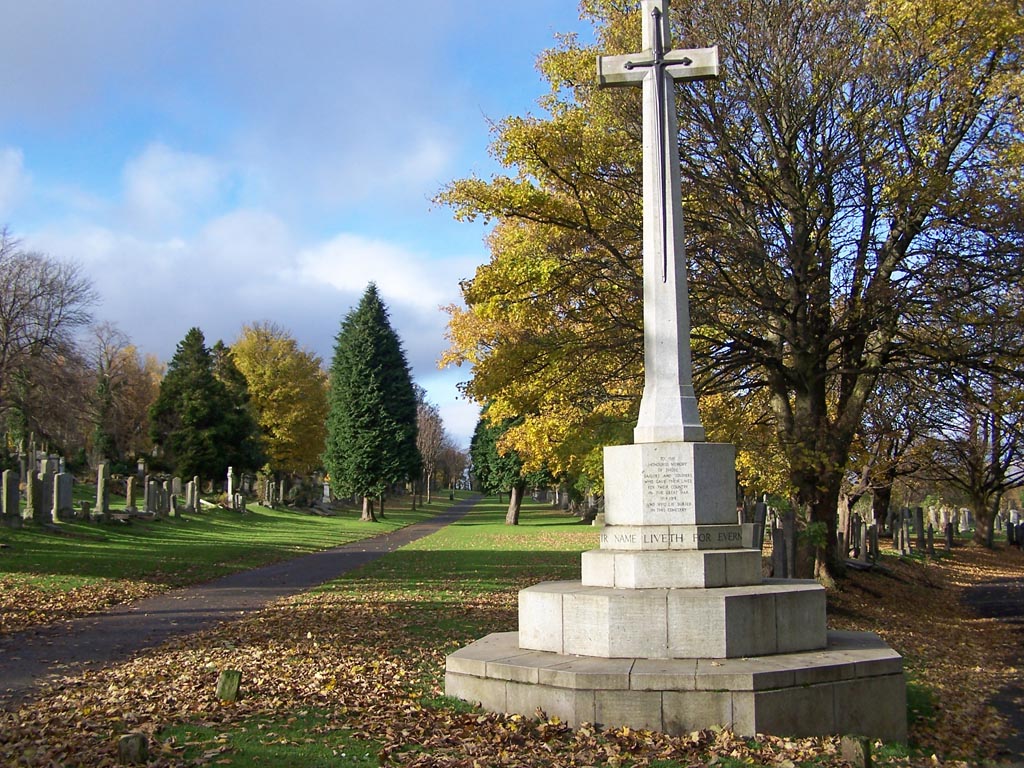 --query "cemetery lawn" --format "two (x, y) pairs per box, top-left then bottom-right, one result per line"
(0, 497), (440, 635)
(2, 498), (1023, 767)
